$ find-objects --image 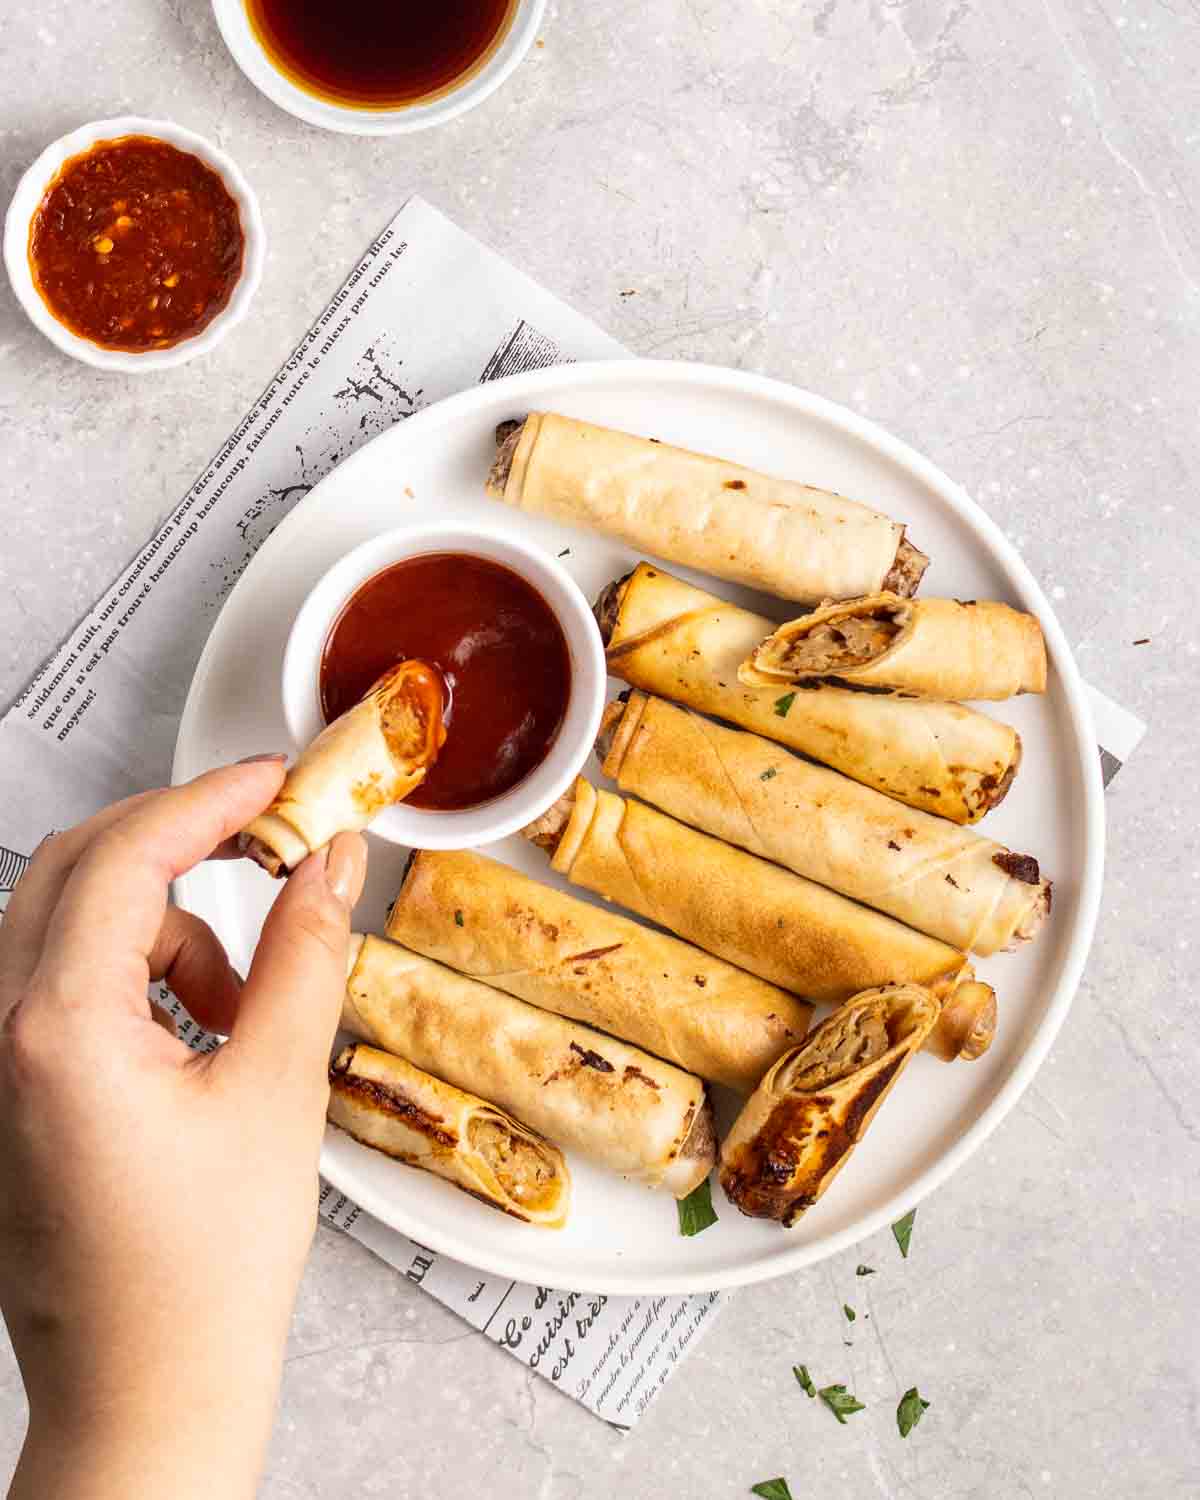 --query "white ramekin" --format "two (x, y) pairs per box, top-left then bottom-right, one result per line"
(3, 117), (265, 373)
(282, 521), (606, 851)
(210, 0), (547, 136)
